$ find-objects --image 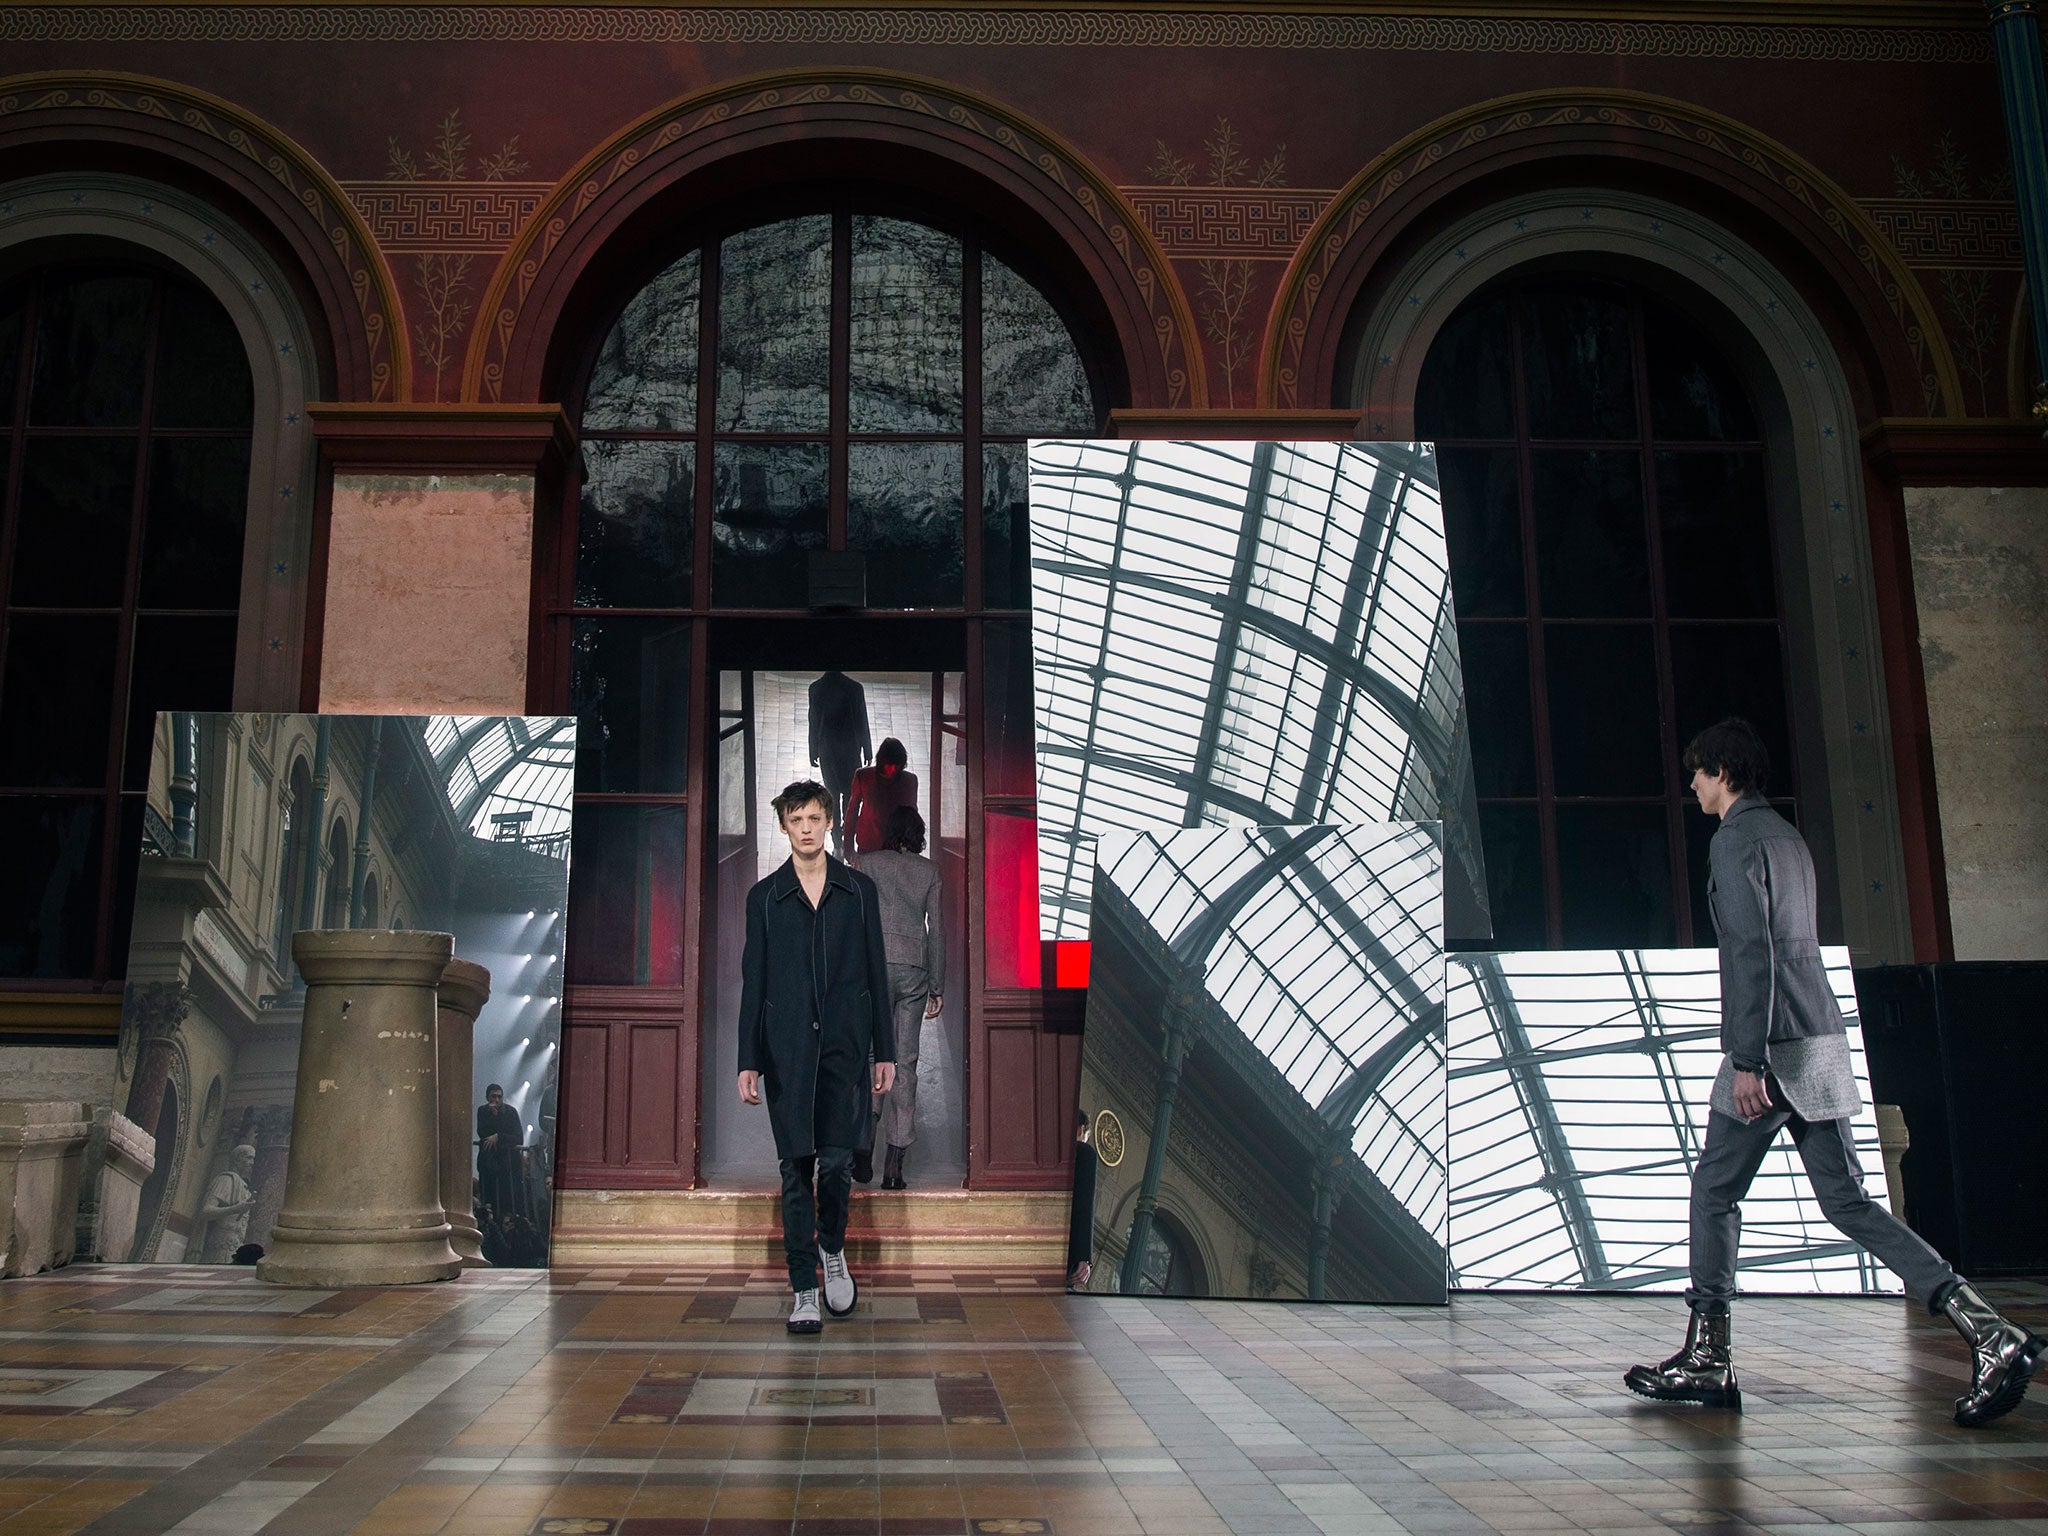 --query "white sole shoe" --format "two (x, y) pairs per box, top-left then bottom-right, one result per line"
(821, 1247), (857, 1317)
(788, 1288), (823, 1333)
